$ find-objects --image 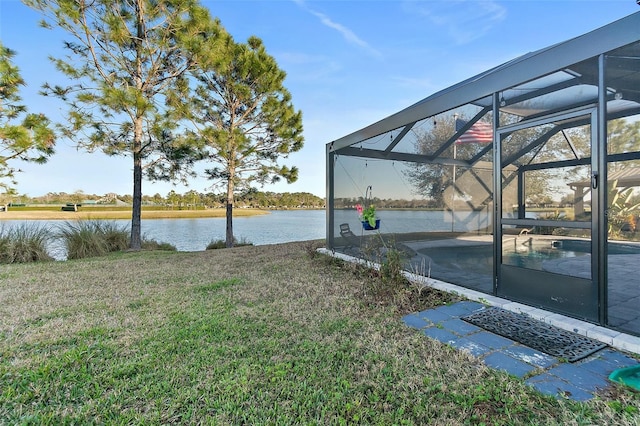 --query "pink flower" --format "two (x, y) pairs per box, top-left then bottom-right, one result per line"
(355, 204), (363, 214)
